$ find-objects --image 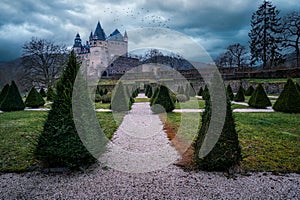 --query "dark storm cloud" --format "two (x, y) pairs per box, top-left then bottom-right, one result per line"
(0, 0), (299, 62)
